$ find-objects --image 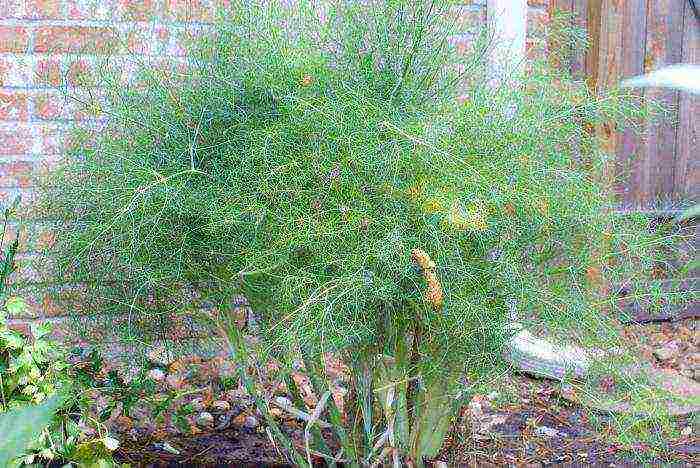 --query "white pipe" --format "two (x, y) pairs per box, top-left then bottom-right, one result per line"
(487, 0), (527, 87)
